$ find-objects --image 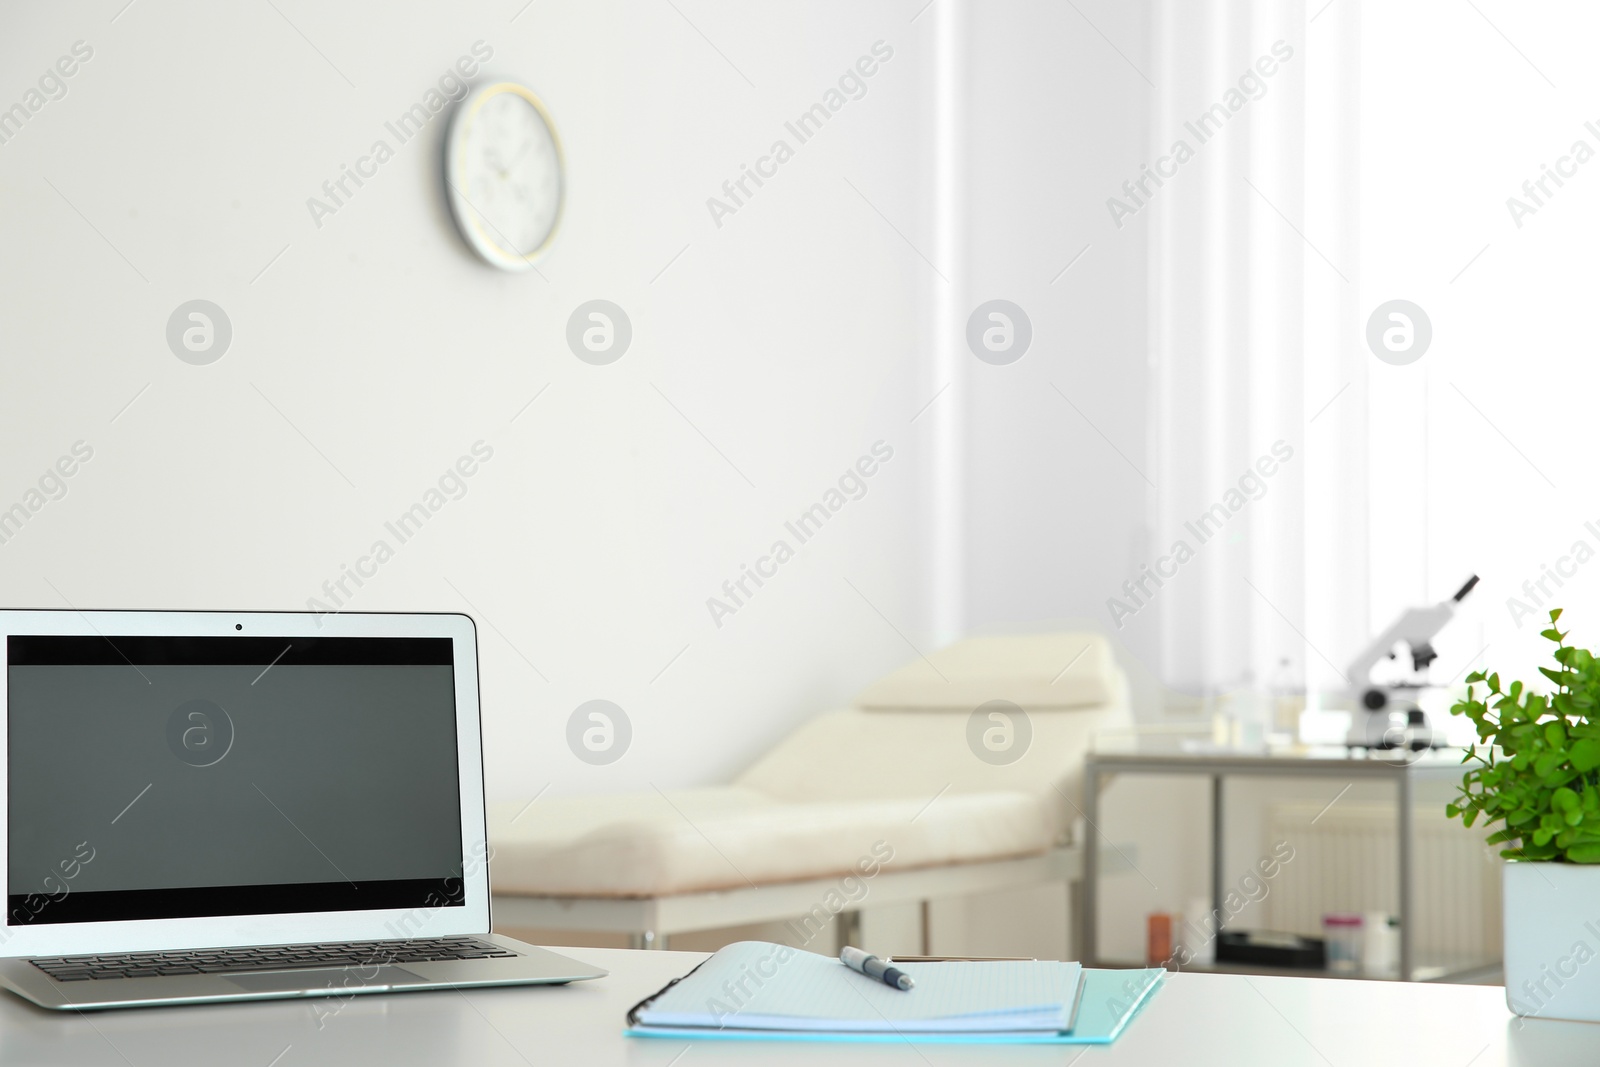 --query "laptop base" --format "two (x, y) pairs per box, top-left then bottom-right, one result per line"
(0, 934), (605, 1011)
